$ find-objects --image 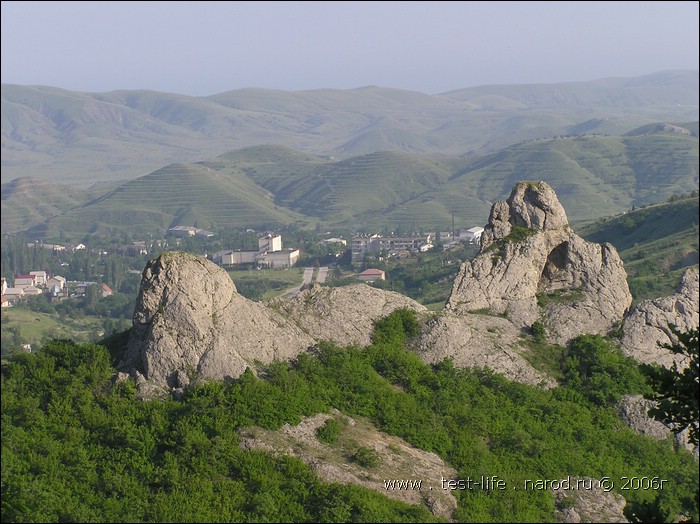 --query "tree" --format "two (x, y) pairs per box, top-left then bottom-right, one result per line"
(642, 326), (699, 447)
